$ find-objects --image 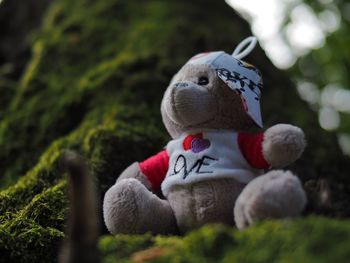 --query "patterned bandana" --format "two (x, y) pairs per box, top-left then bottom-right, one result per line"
(186, 37), (263, 128)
